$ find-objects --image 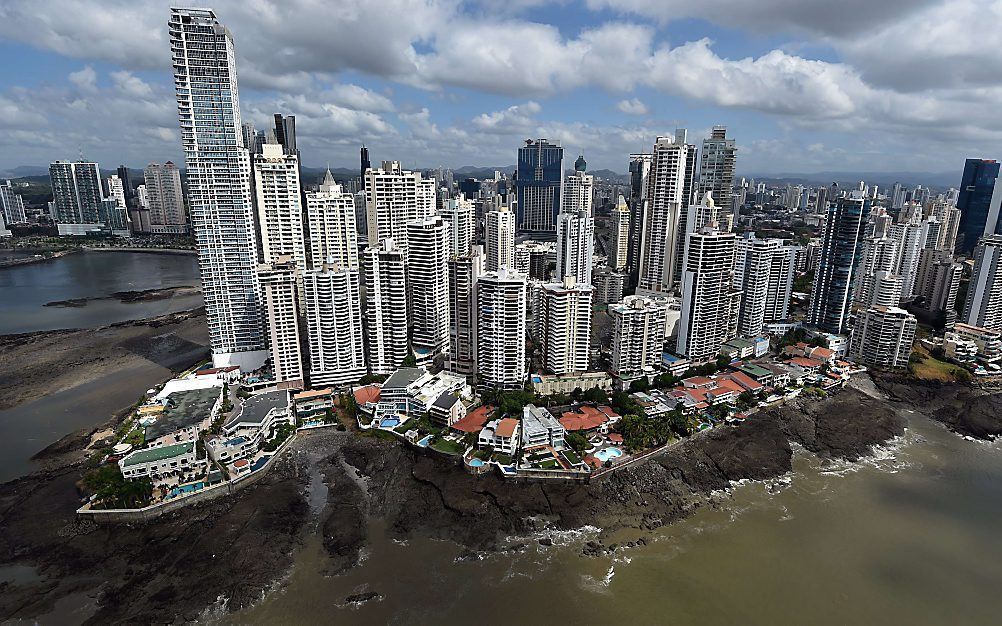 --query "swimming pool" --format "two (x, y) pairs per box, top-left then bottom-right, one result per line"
(379, 417), (400, 428)
(593, 447), (623, 463)
(469, 458), (485, 467)
(417, 435), (433, 447)
(168, 481), (206, 499)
